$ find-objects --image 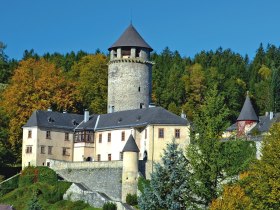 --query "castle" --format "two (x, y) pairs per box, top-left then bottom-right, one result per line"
(22, 24), (190, 208)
